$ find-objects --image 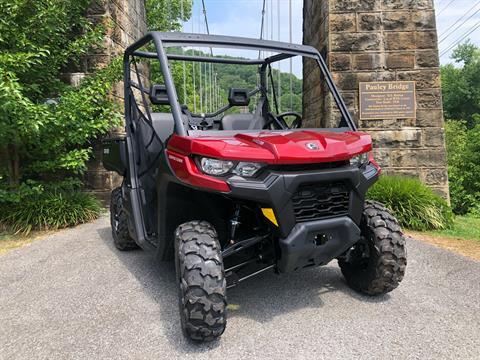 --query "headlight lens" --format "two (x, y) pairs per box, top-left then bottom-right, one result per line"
(234, 162), (264, 177)
(200, 157), (234, 176)
(198, 157), (264, 177)
(350, 152), (369, 167)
